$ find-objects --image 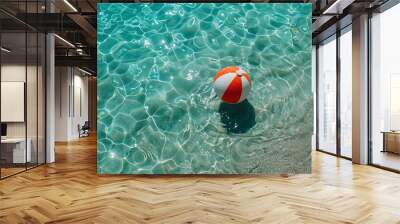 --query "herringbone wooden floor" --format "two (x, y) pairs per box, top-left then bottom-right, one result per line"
(1, 135), (400, 224)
